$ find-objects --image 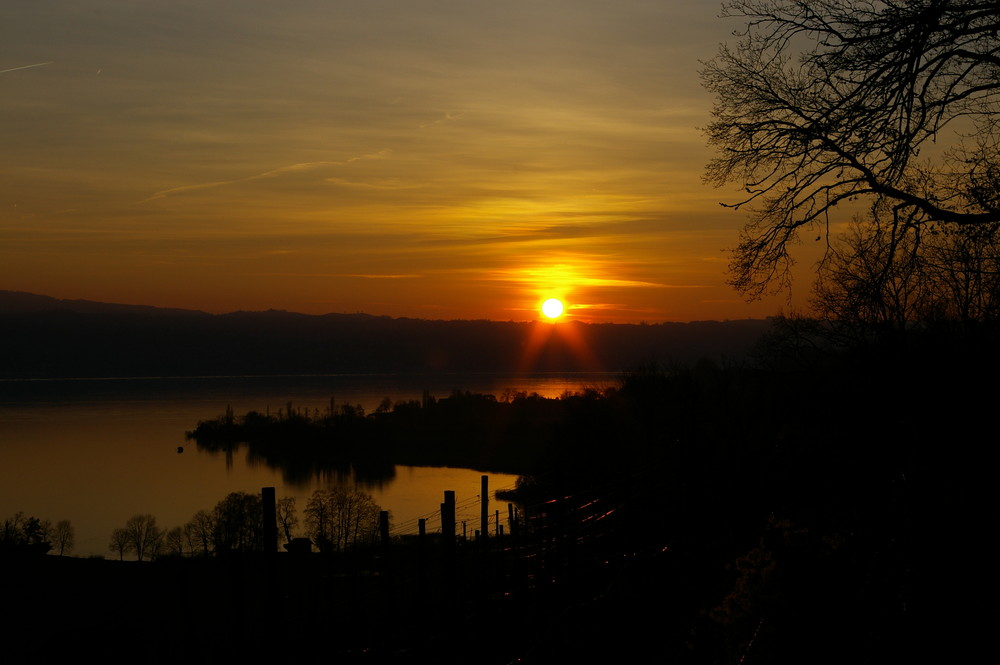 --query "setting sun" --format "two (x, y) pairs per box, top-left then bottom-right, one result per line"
(541, 298), (565, 320)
